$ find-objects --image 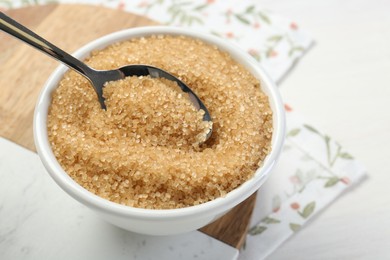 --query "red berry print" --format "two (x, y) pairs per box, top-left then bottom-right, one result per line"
(118, 1), (126, 10)
(226, 32), (234, 38)
(340, 177), (350, 185)
(291, 202), (300, 210)
(290, 22), (298, 30)
(138, 1), (149, 7)
(284, 104), (293, 112)
(268, 50), (278, 57)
